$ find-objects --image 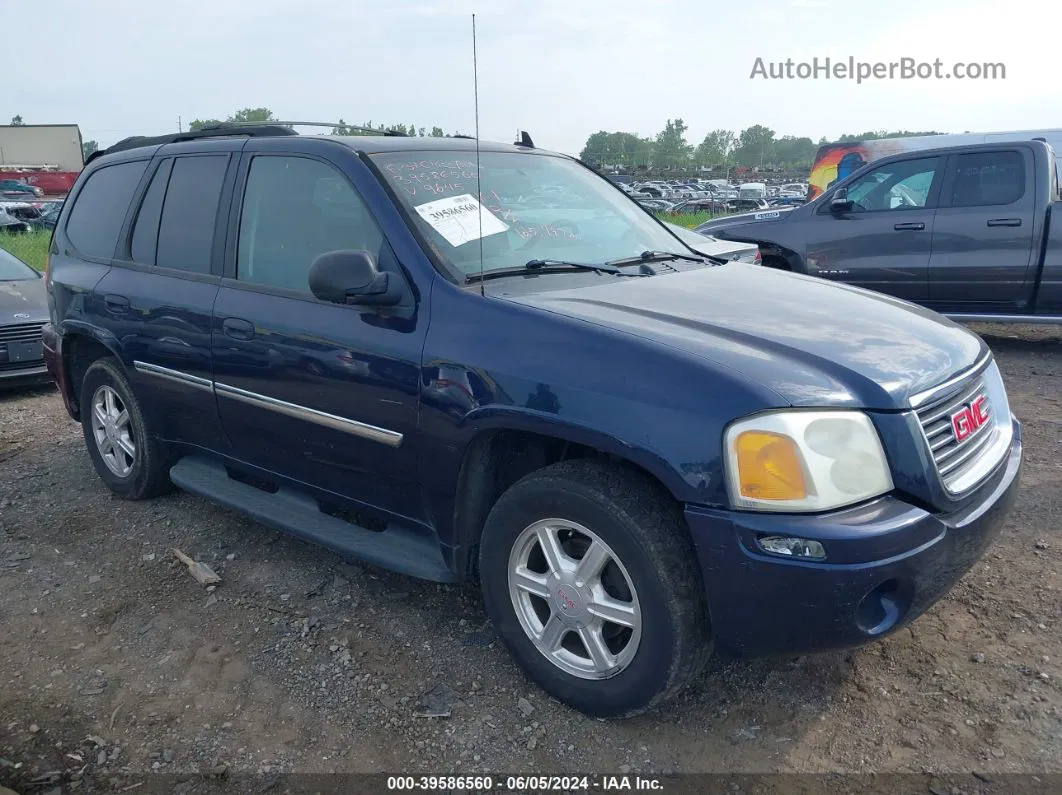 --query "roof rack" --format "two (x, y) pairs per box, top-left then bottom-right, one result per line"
(85, 120), (411, 165)
(85, 123), (299, 164)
